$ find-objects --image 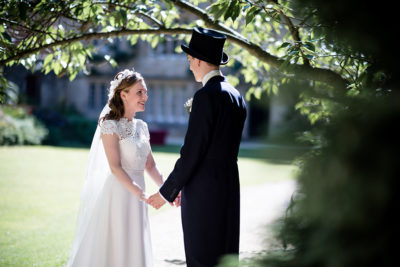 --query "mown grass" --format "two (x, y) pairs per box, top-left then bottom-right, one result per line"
(0, 145), (299, 267)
